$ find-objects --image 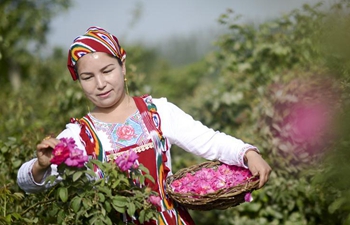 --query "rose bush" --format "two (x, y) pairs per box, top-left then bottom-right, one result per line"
(25, 138), (159, 225)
